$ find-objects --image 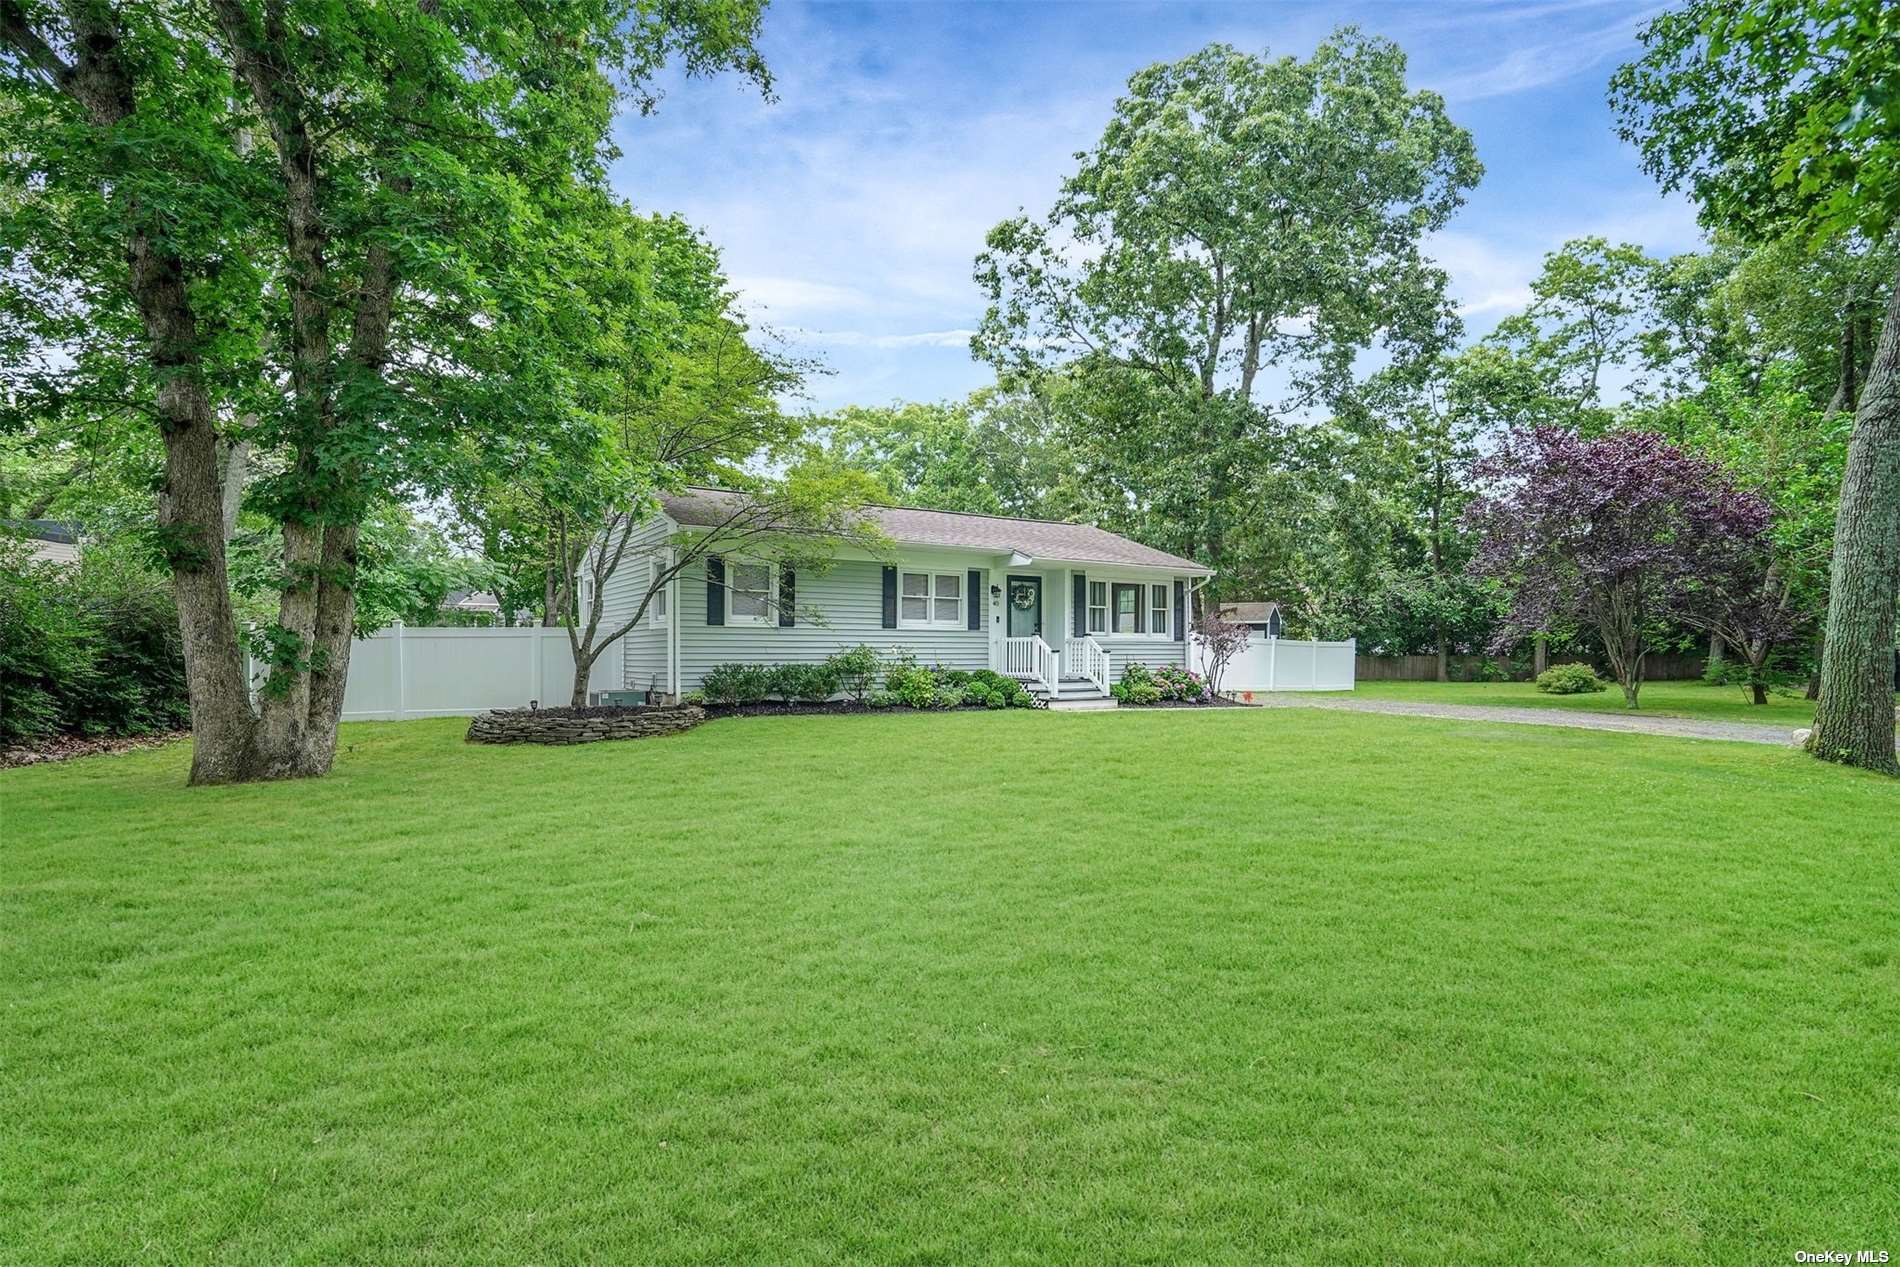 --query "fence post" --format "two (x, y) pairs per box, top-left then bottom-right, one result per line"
(533, 627), (545, 707)
(1267, 636), (1278, 691)
(391, 622), (406, 721)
